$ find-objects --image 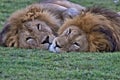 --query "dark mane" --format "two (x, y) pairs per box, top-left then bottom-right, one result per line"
(86, 6), (120, 23)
